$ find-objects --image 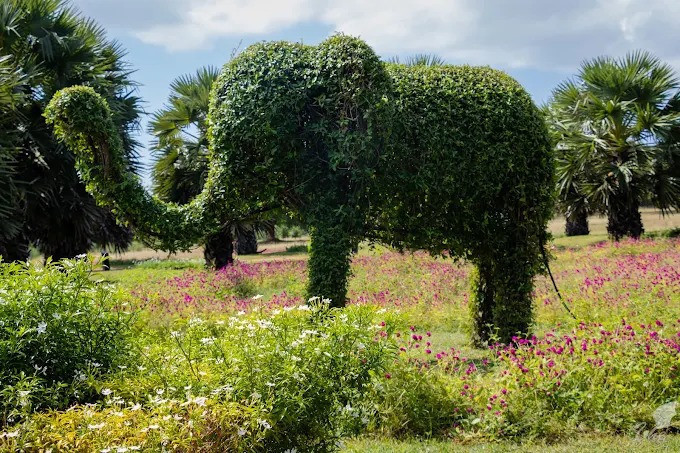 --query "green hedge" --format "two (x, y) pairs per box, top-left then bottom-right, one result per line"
(46, 34), (553, 343)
